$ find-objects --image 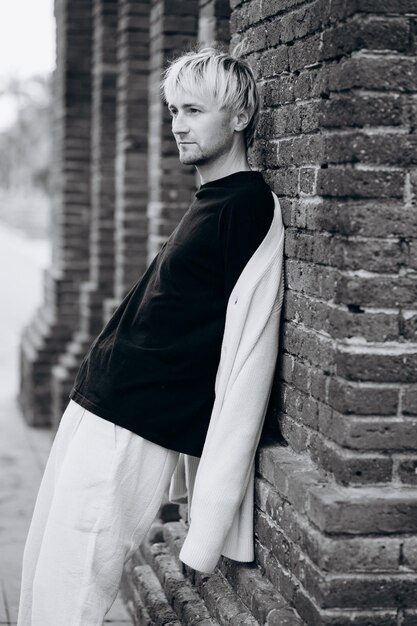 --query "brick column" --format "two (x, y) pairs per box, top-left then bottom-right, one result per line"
(147, 0), (199, 263)
(233, 0), (417, 623)
(19, 0), (93, 426)
(111, 0), (150, 308)
(51, 0), (118, 423)
(198, 0), (230, 46)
